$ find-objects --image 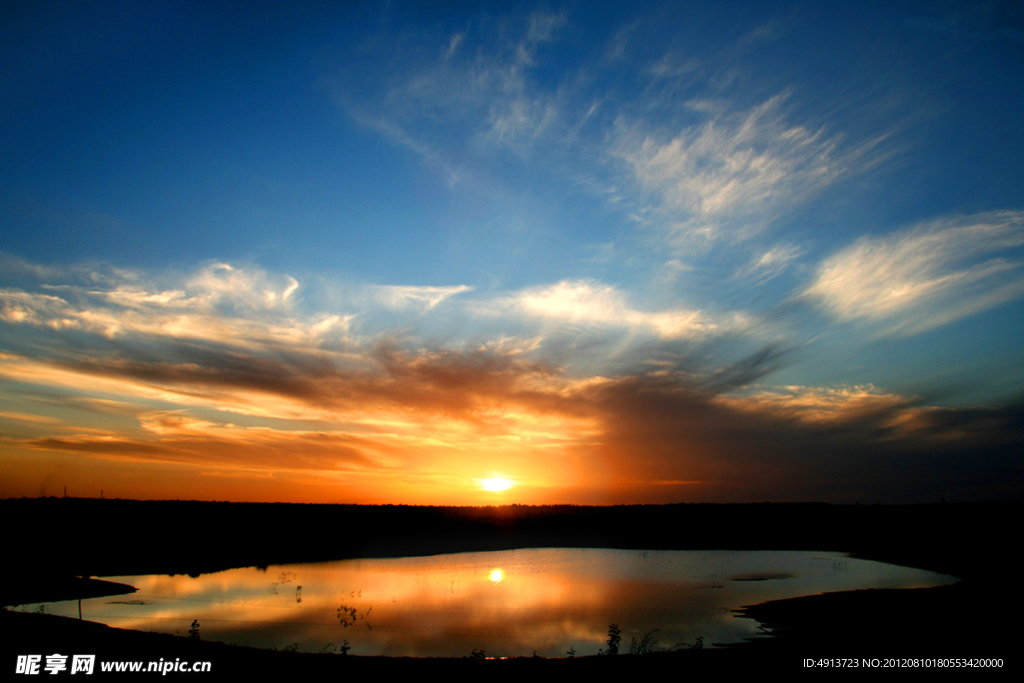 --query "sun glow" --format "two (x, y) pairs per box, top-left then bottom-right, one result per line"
(480, 477), (513, 492)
